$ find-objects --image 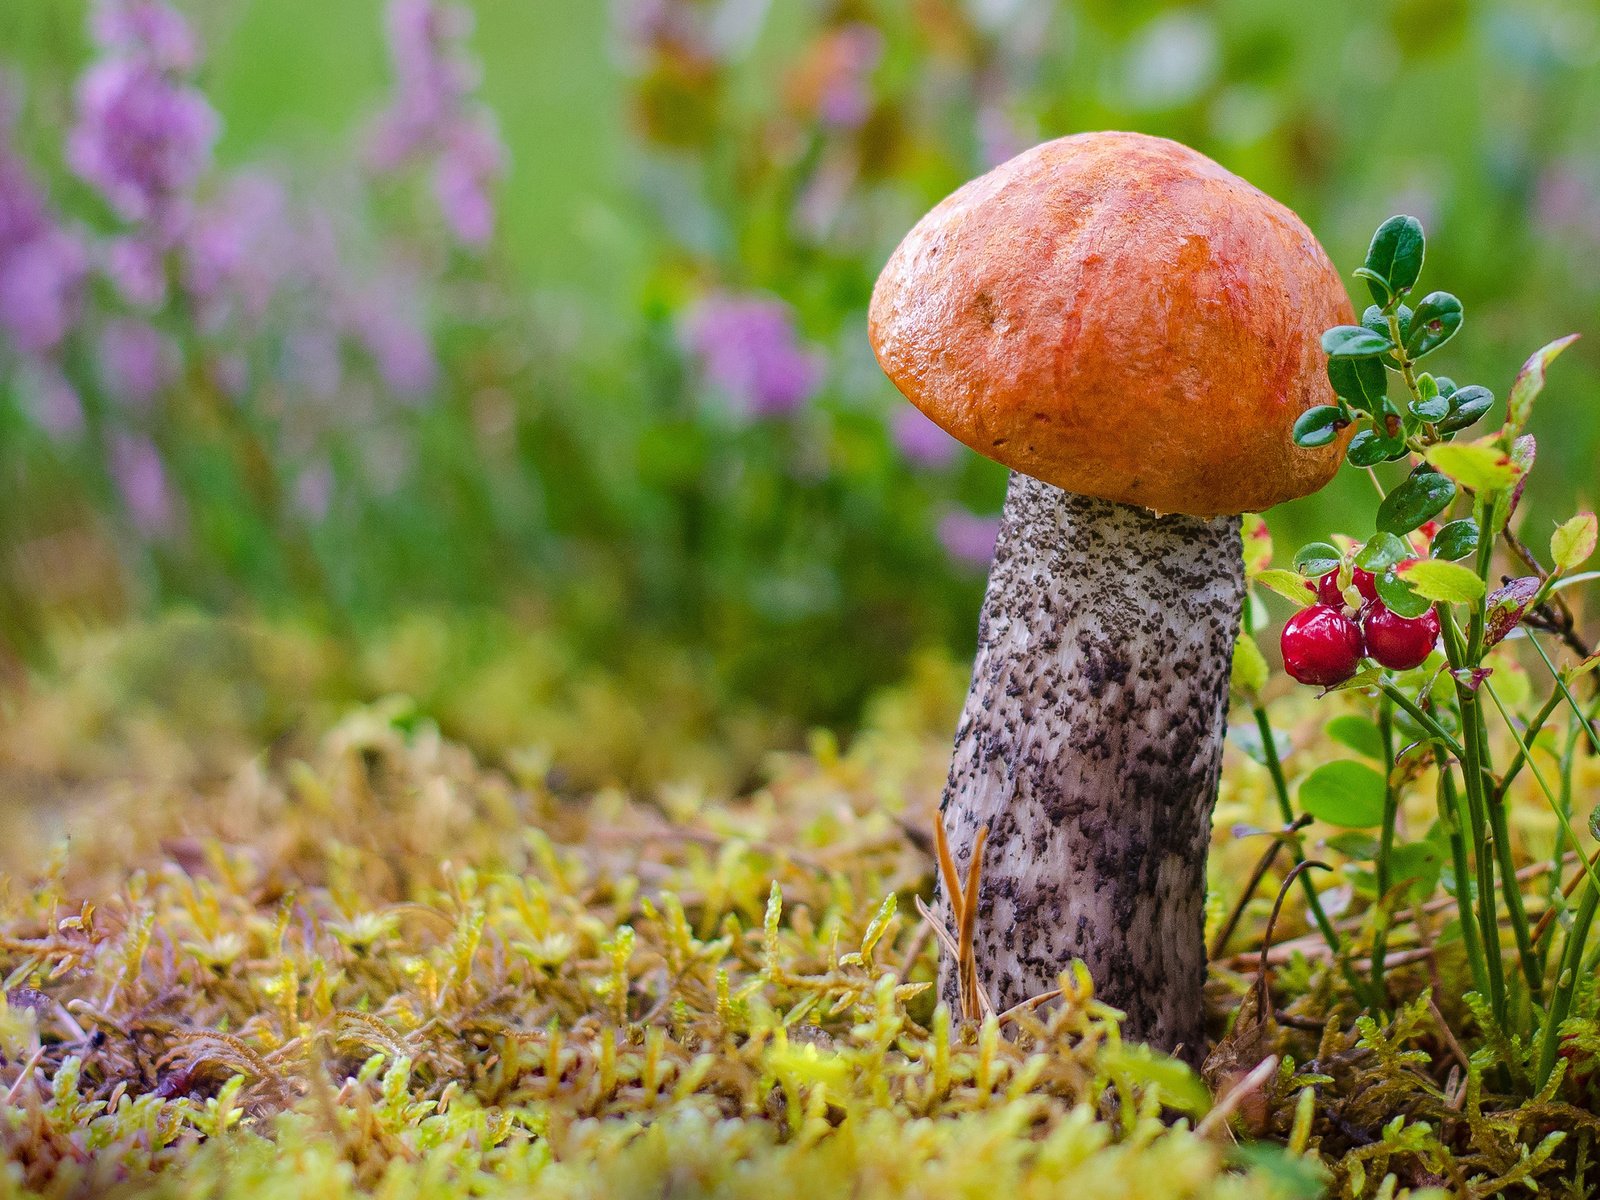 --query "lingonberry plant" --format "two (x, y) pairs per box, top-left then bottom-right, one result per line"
(1240, 214), (1598, 1092)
